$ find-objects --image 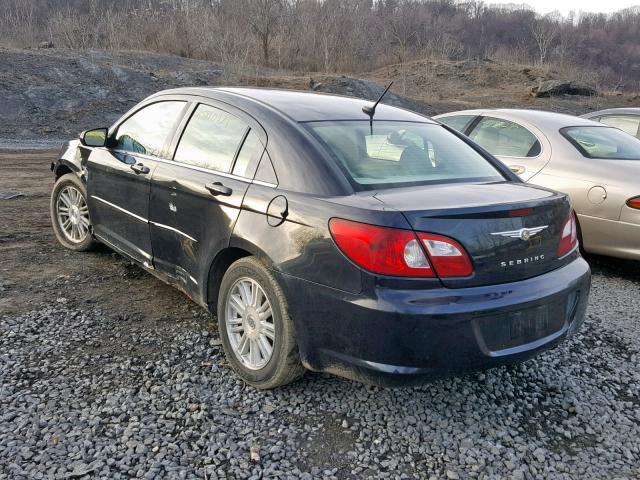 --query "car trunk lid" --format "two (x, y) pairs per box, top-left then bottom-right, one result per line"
(373, 182), (572, 288)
